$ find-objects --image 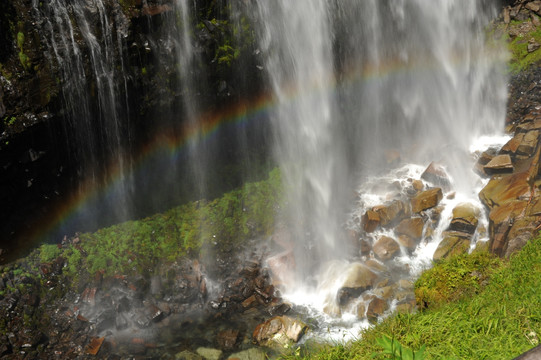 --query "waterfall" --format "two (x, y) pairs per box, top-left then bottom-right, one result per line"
(253, 0), (507, 323)
(33, 0), (133, 223)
